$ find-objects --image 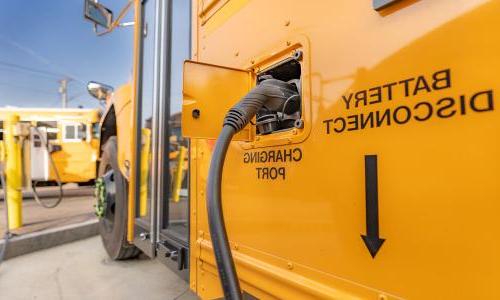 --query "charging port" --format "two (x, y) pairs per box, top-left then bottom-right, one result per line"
(255, 51), (302, 135)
